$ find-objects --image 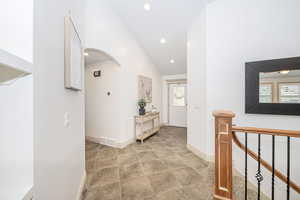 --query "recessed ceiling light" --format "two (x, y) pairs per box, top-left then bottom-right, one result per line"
(160, 38), (166, 44)
(84, 52), (89, 56)
(170, 59), (175, 64)
(279, 70), (290, 74)
(144, 3), (151, 11)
